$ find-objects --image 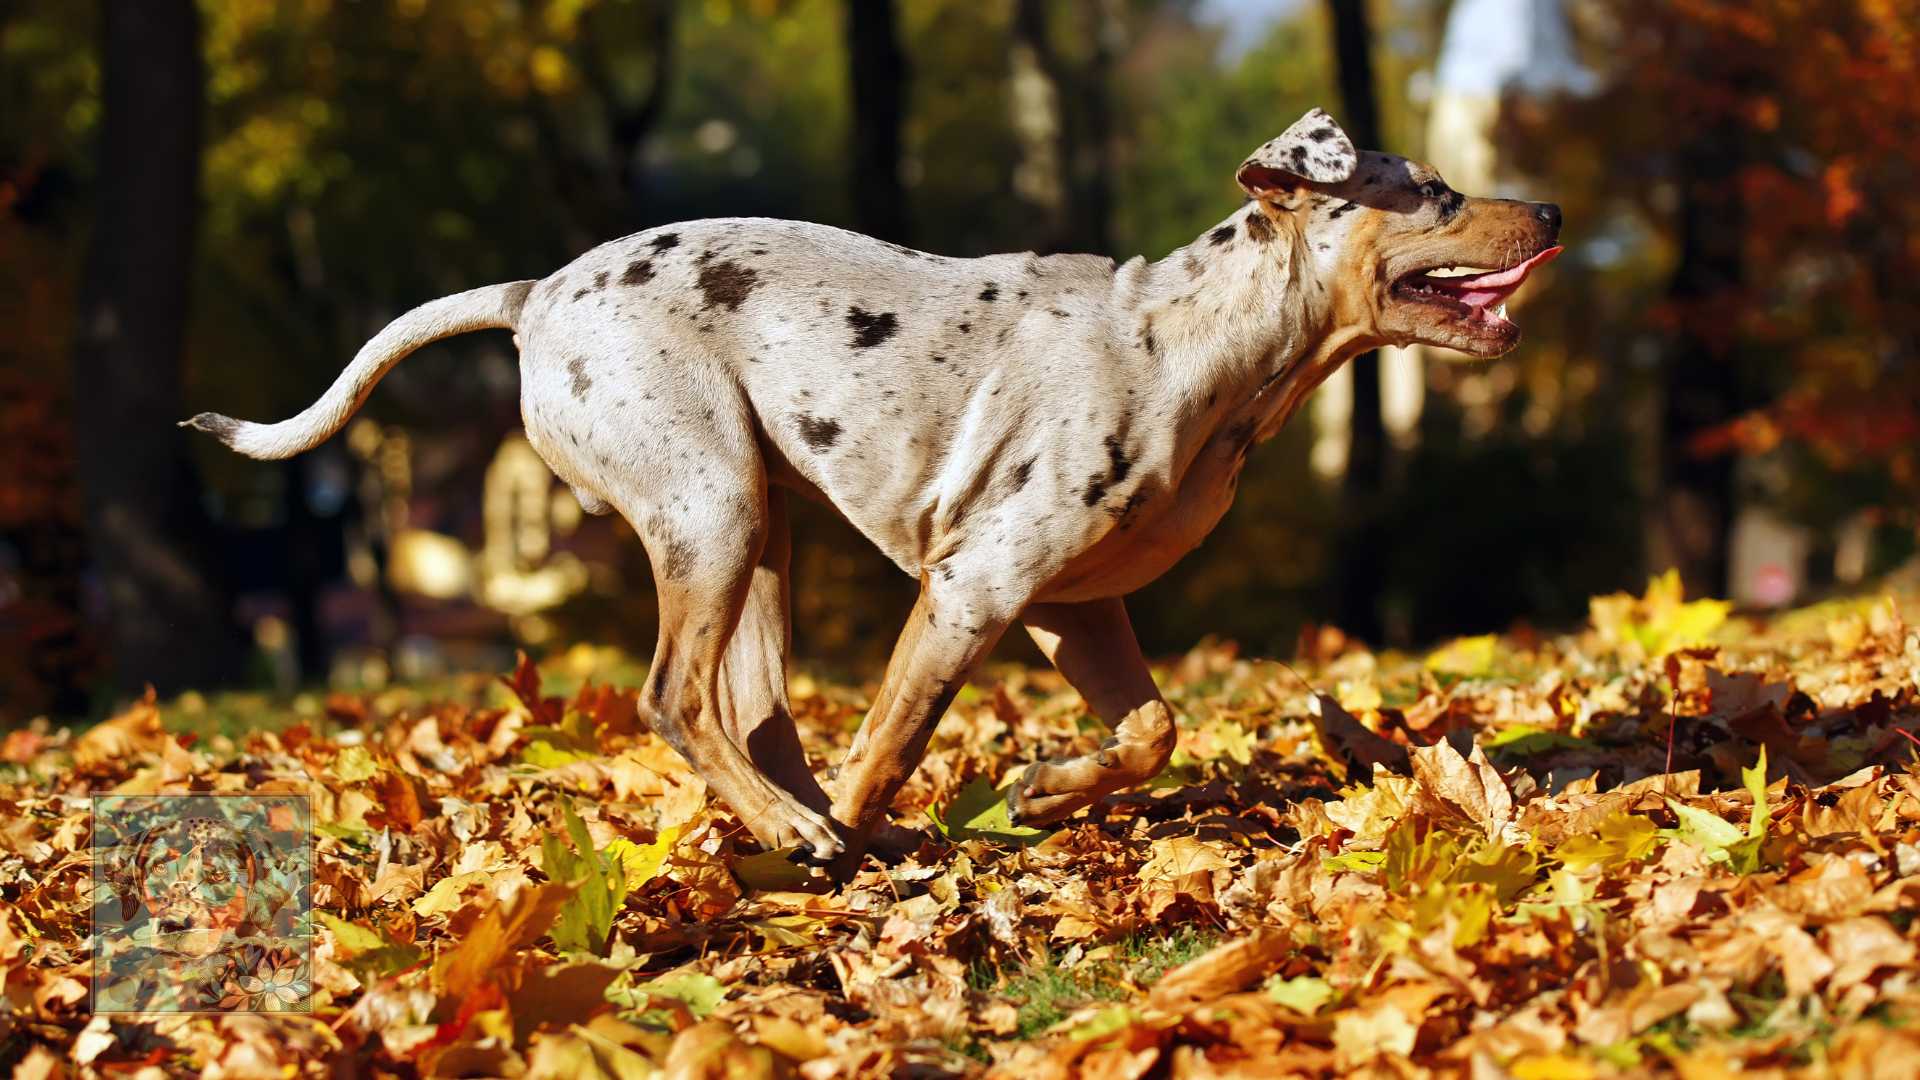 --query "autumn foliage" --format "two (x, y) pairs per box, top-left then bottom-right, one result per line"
(2, 577), (1920, 1075)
